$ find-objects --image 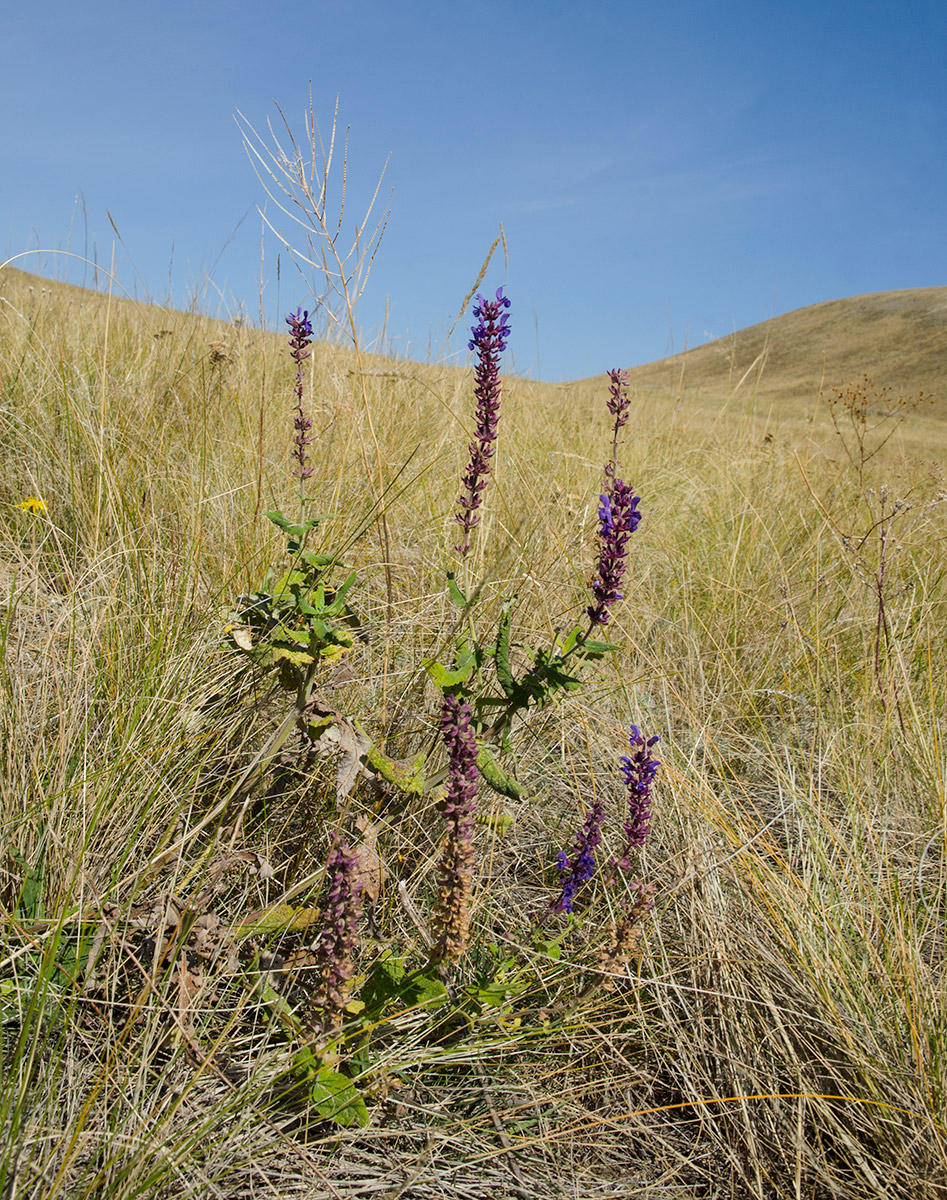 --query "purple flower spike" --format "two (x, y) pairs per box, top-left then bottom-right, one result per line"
(431, 693), (480, 966)
(286, 307), (314, 481)
(554, 798), (606, 913)
(587, 479), (641, 627)
(454, 288), (512, 556)
(617, 725), (660, 867)
(286, 306), (313, 358)
(307, 834), (363, 1051)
